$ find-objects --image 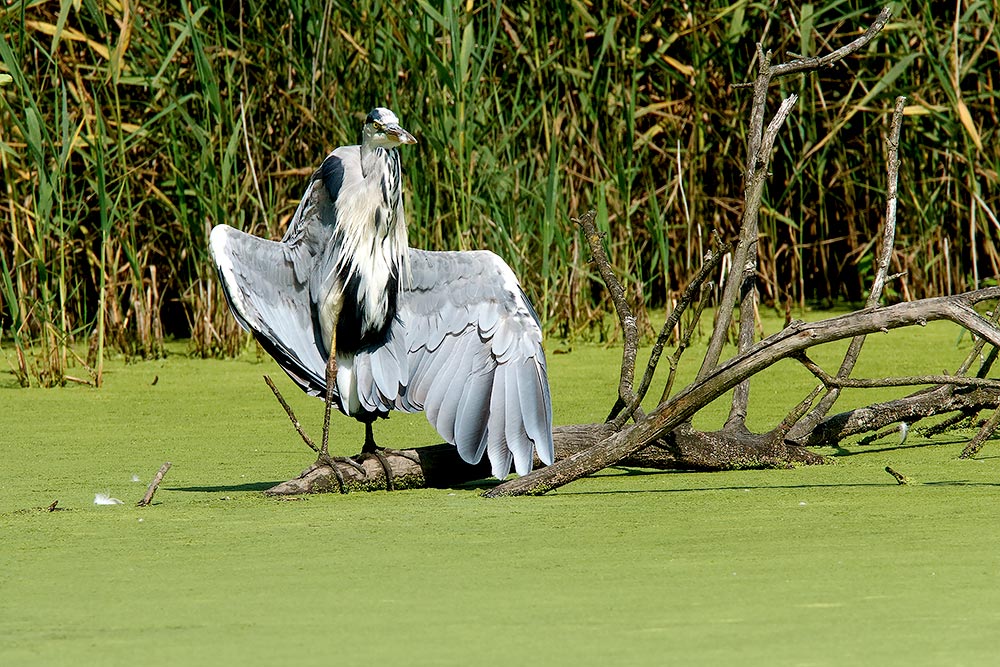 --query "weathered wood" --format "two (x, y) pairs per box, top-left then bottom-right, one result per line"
(265, 445), (493, 495)
(265, 423), (825, 495)
(804, 385), (1000, 447)
(485, 289), (1000, 497)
